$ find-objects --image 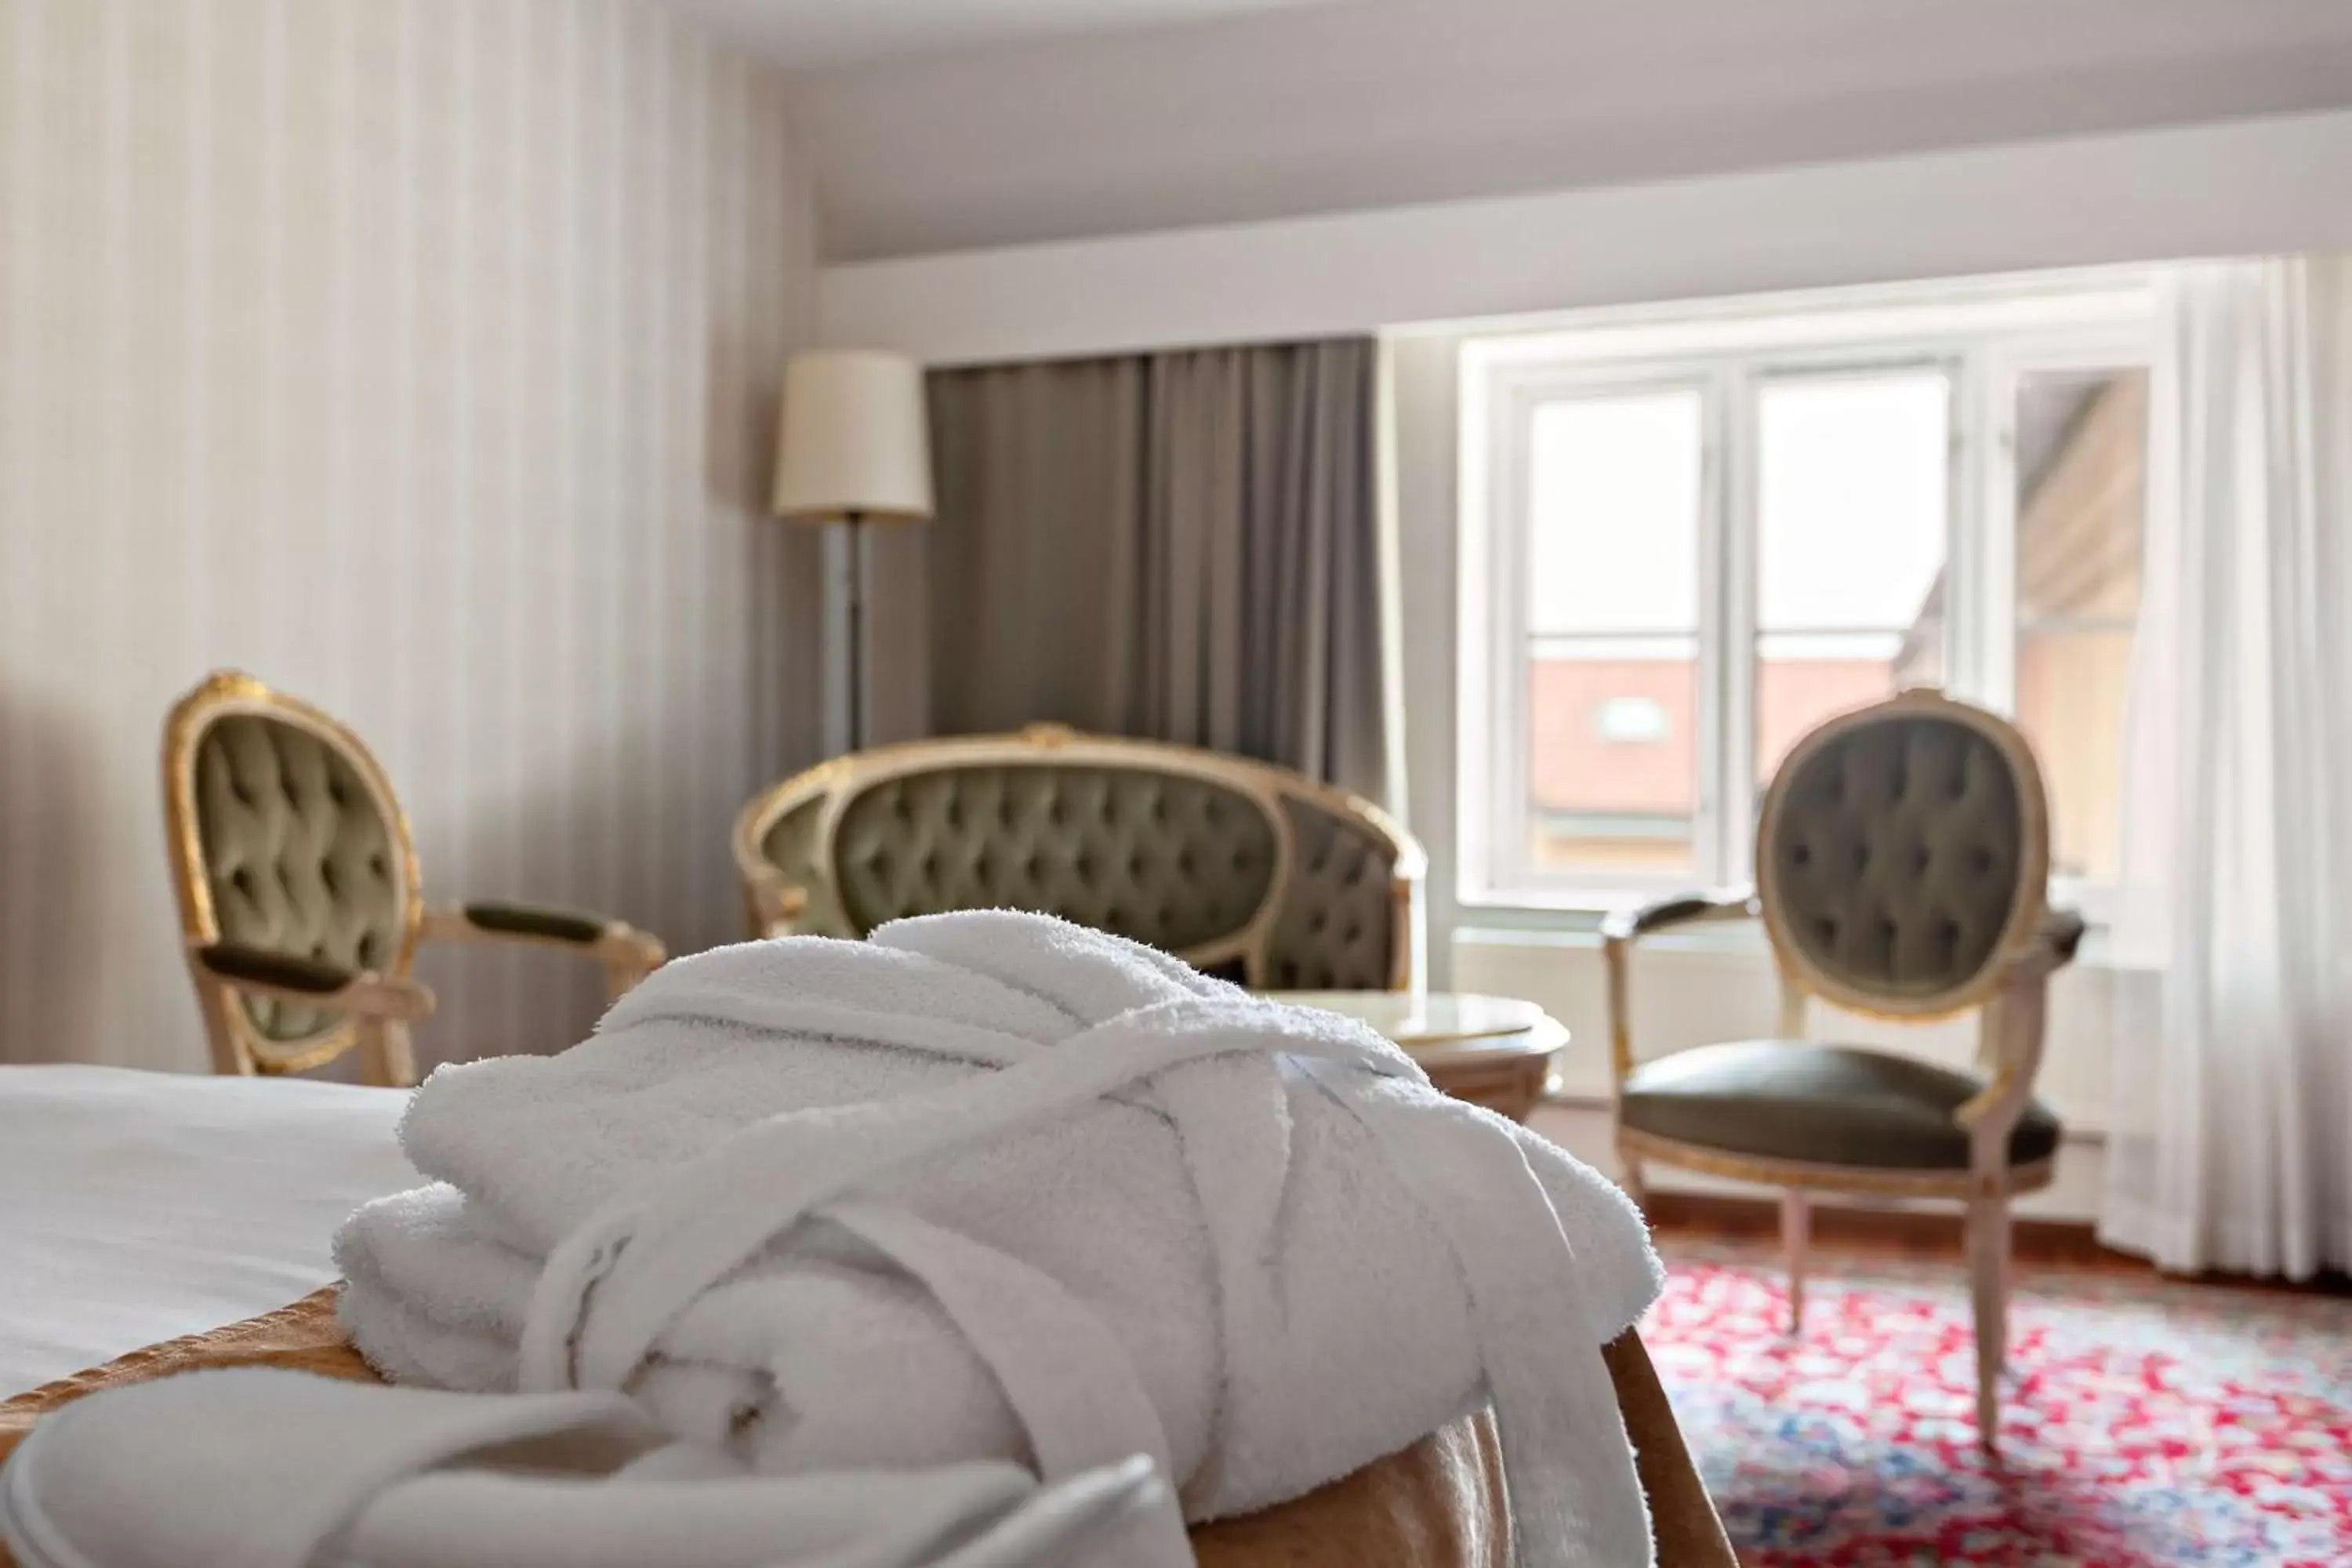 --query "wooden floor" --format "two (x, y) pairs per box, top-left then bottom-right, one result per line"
(1643, 1191), (2352, 1297)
